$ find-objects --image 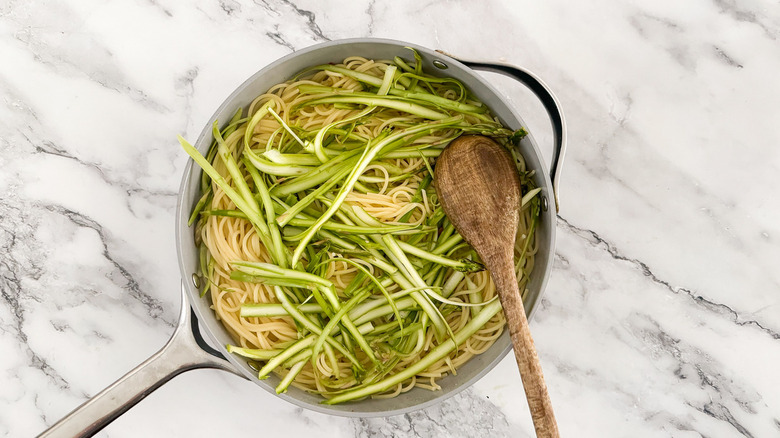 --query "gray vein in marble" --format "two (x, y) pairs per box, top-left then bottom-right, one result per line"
(354, 389), (523, 438)
(553, 252), (570, 270)
(696, 401), (755, 438)
(289, 407), (317, 427)
(50, 320), (69, 333)
(558, 216), (780, 341)
(543, 223), (772, 436)
(633, 12), (681, 33)
(145, 0), (173, 18)
(581, 110), (648, 202)
(0, 201), (70, 390)
(660, 417), (697, 436)
(713, 46), (743, 69)
(253, 0), (281, 17)
(220, 0), (242, 16)
(365, 0), (377, 36)
(266, 26), (297, 51)
(9, 18), (169, 113)
(275, 0), (329, 41)
(174, 66), (200, 138)
(175, 66), (199, 96)
(711, 0), (778, 40)
(628, 13), (694, 70)
(630, 13), (752, 72)
(580, 147), (661, 218)
(31, 140), (177, 200)
(631, 315), (759, 436)
(33, 394), (49, 427)
(607, 92), (632, 127)
(43, 204), (170, 325)
(581, 116), (776, 279)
